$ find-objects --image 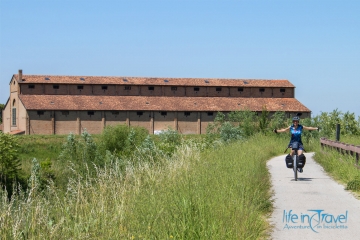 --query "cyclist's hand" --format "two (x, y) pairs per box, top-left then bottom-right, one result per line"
(317, 126), (321, 131)
(273, 129), (278, 133)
